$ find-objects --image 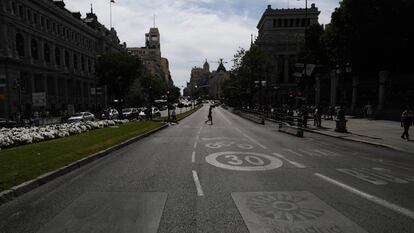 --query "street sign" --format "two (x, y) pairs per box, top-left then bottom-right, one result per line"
(32, 92), (47, 107)
(0, 75), (6, 87)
